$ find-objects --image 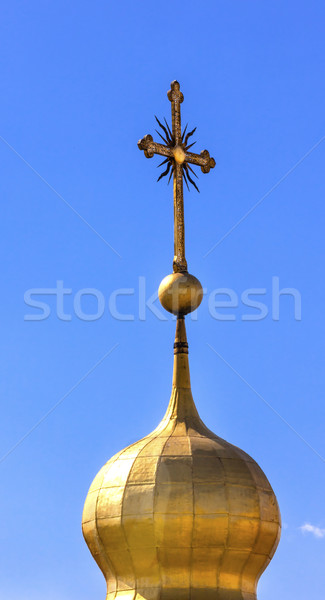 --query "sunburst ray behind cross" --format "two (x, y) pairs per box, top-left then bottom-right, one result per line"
(155, 116), (200, 192)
